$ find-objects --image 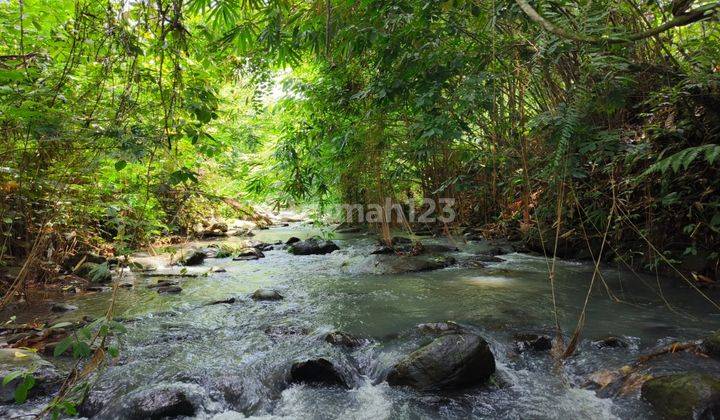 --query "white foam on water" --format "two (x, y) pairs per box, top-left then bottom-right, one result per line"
(339, 379), (393, 420)
(494, 362), (620, 420)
